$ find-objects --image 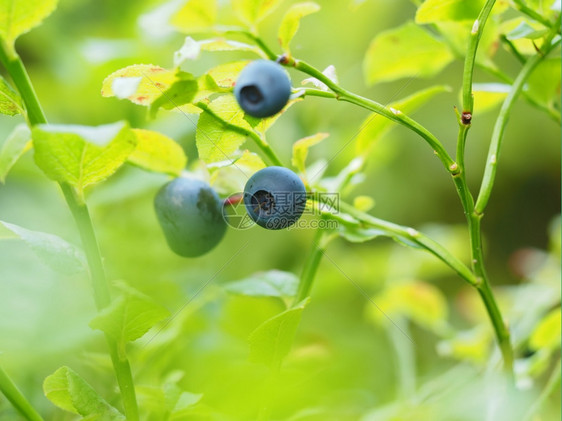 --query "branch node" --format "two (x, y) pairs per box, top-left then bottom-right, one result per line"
(461, 111), (472, 125)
